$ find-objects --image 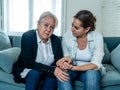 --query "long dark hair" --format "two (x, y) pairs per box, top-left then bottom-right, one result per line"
(74, 10), (96, 32)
